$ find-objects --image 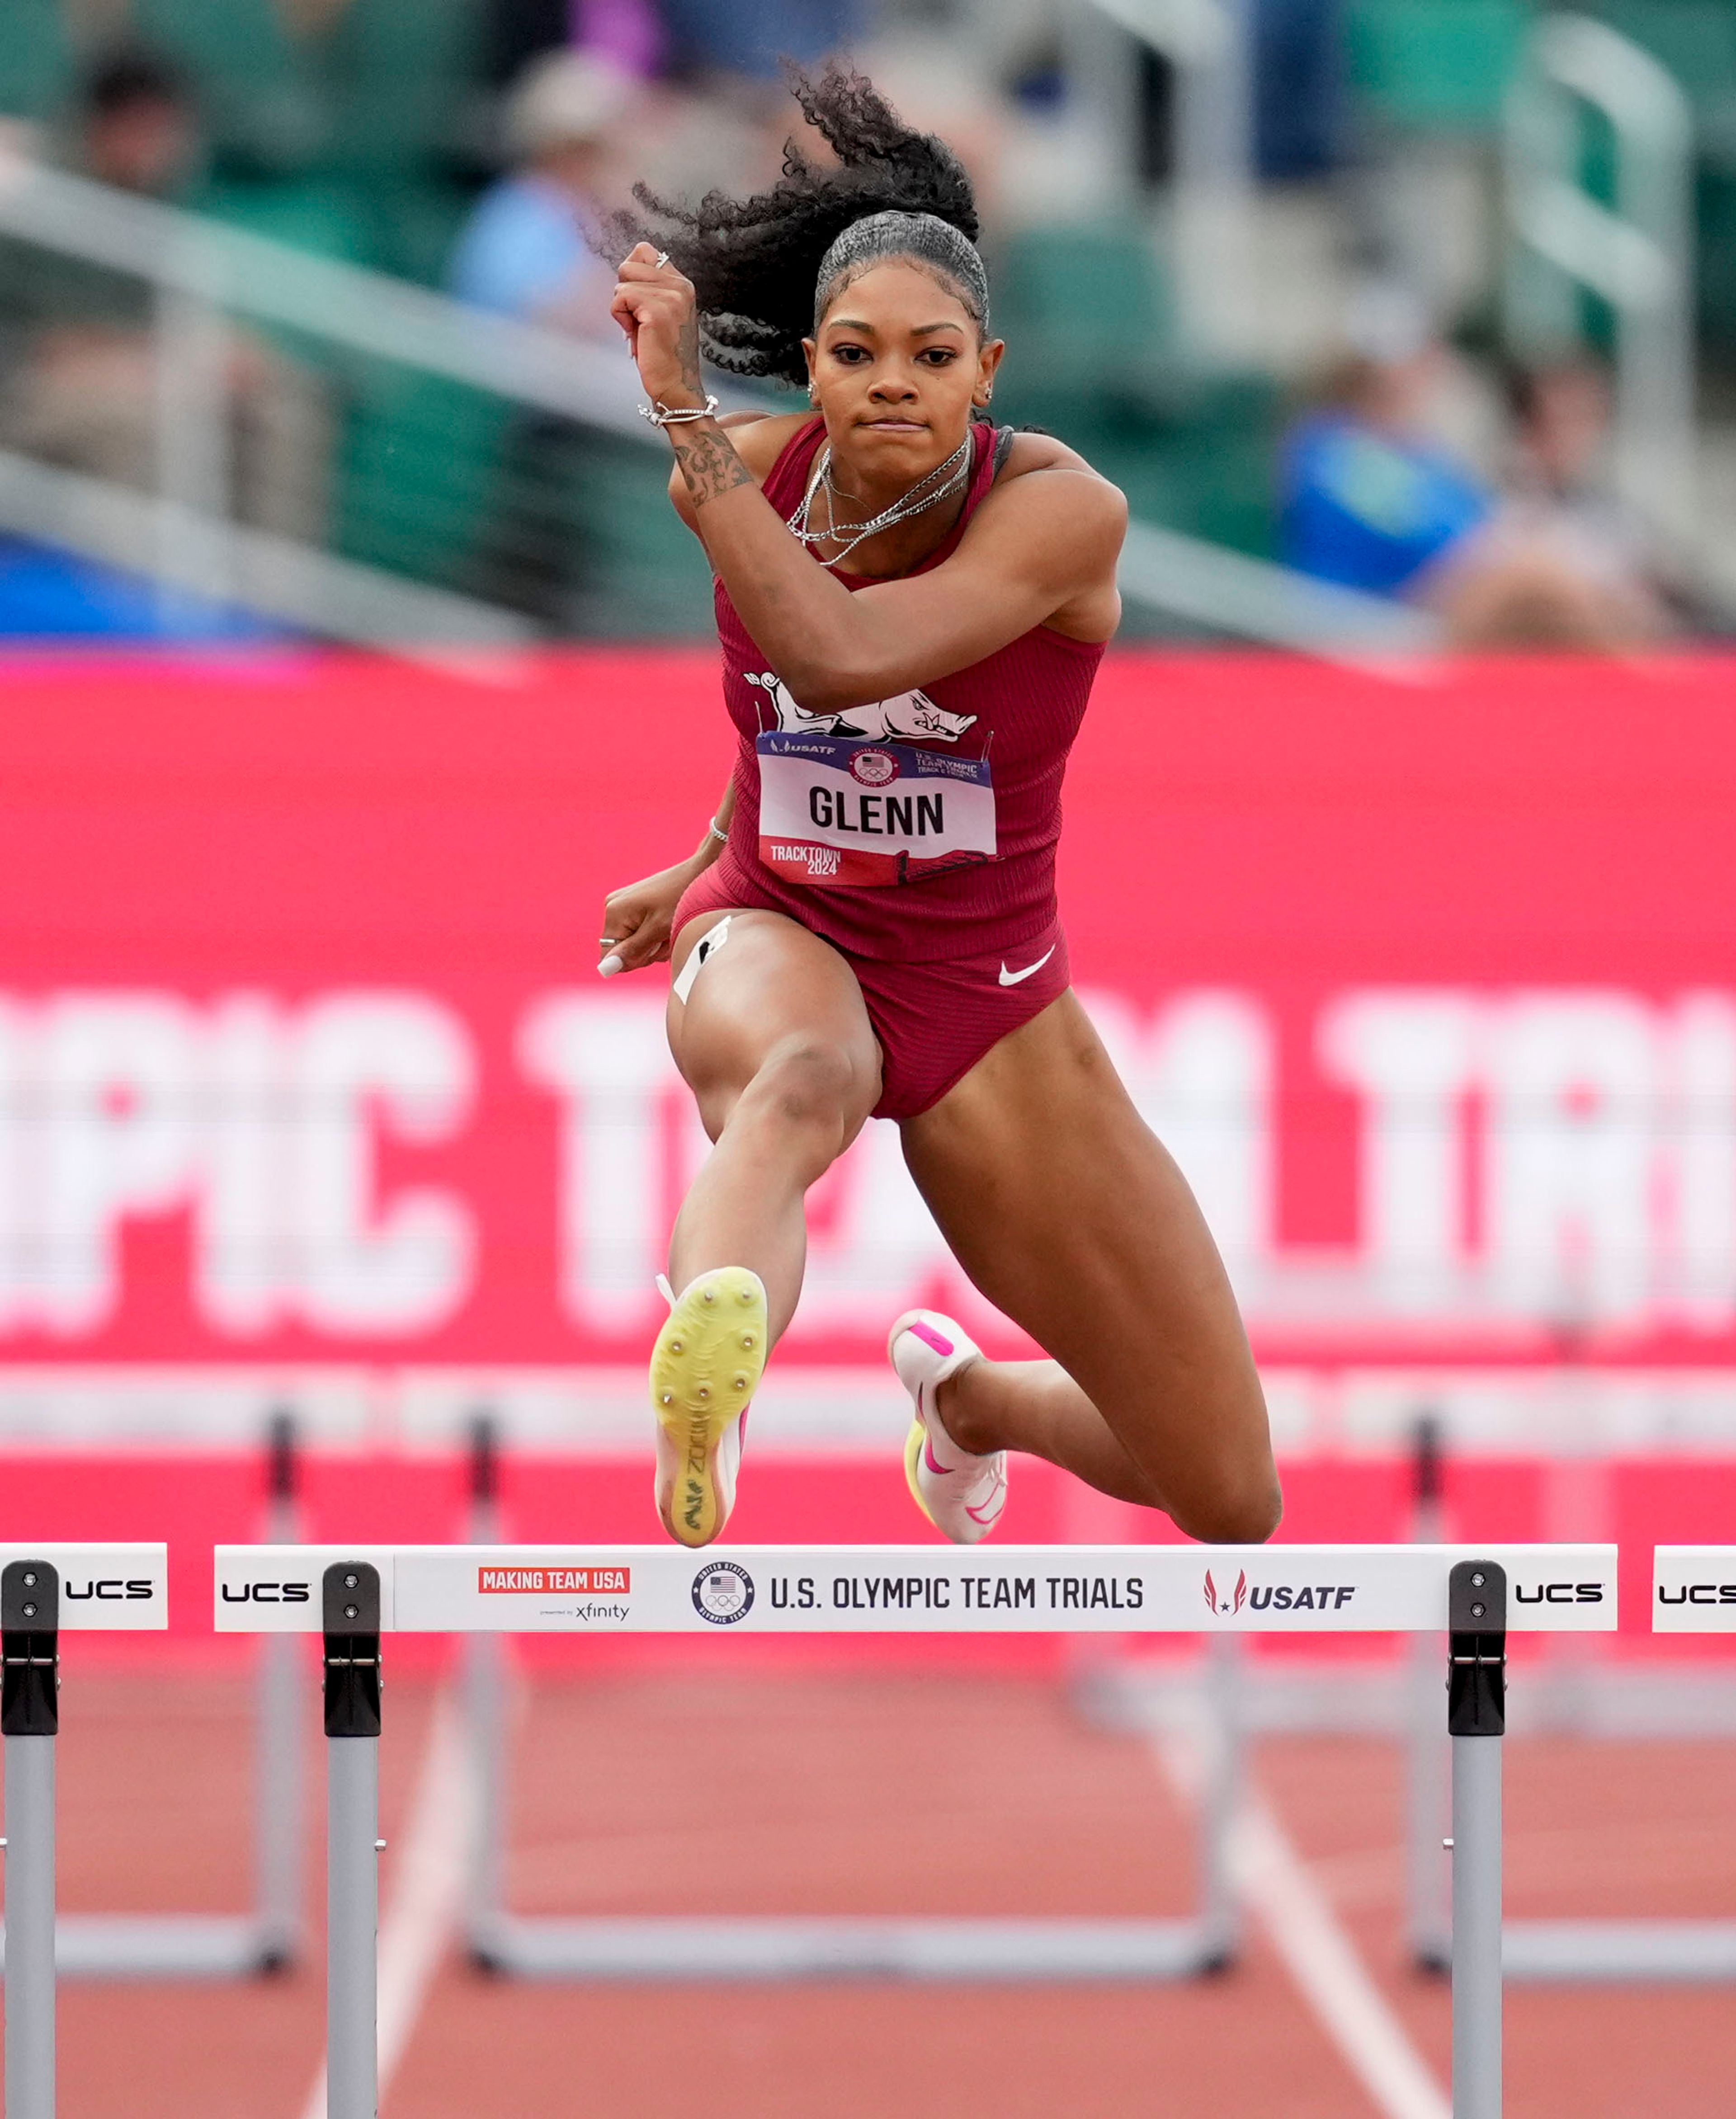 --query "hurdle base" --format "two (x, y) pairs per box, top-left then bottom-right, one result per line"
(467, 1914), (1232, 1983)
(0, 1915), (296, 1980)
(1412, 1920), (1736, 1984)
(1503, 1921), (1736, 1984)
